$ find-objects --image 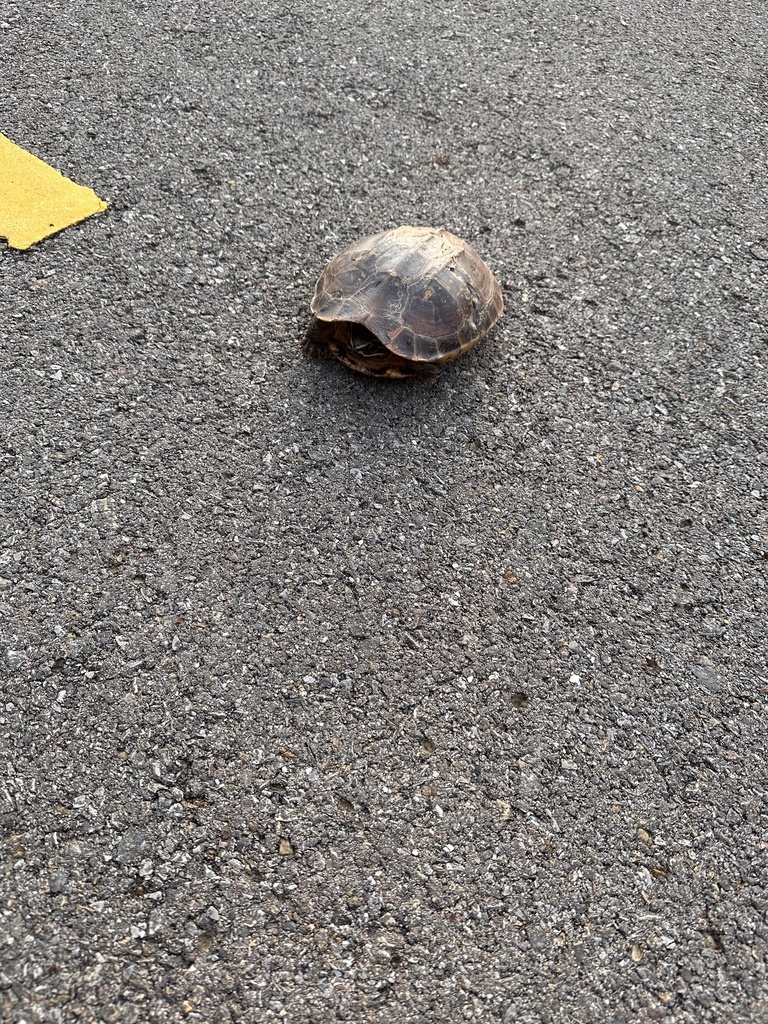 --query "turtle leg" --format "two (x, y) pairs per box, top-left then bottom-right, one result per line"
(301, 318), (332, 359)
(346, 323), (438, 379)
(303, 319), (438, 380)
